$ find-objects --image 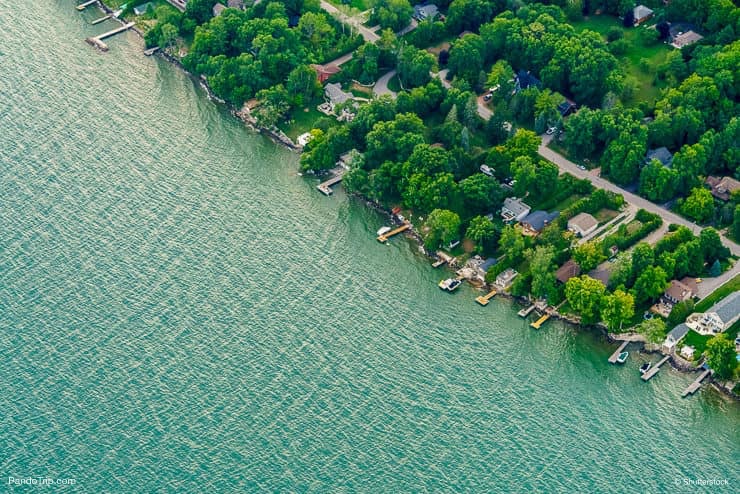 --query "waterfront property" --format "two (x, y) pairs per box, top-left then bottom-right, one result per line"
(663, 323), (690, 353)
(684, 292), (740, 336)
(494, 268), (518, 291)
